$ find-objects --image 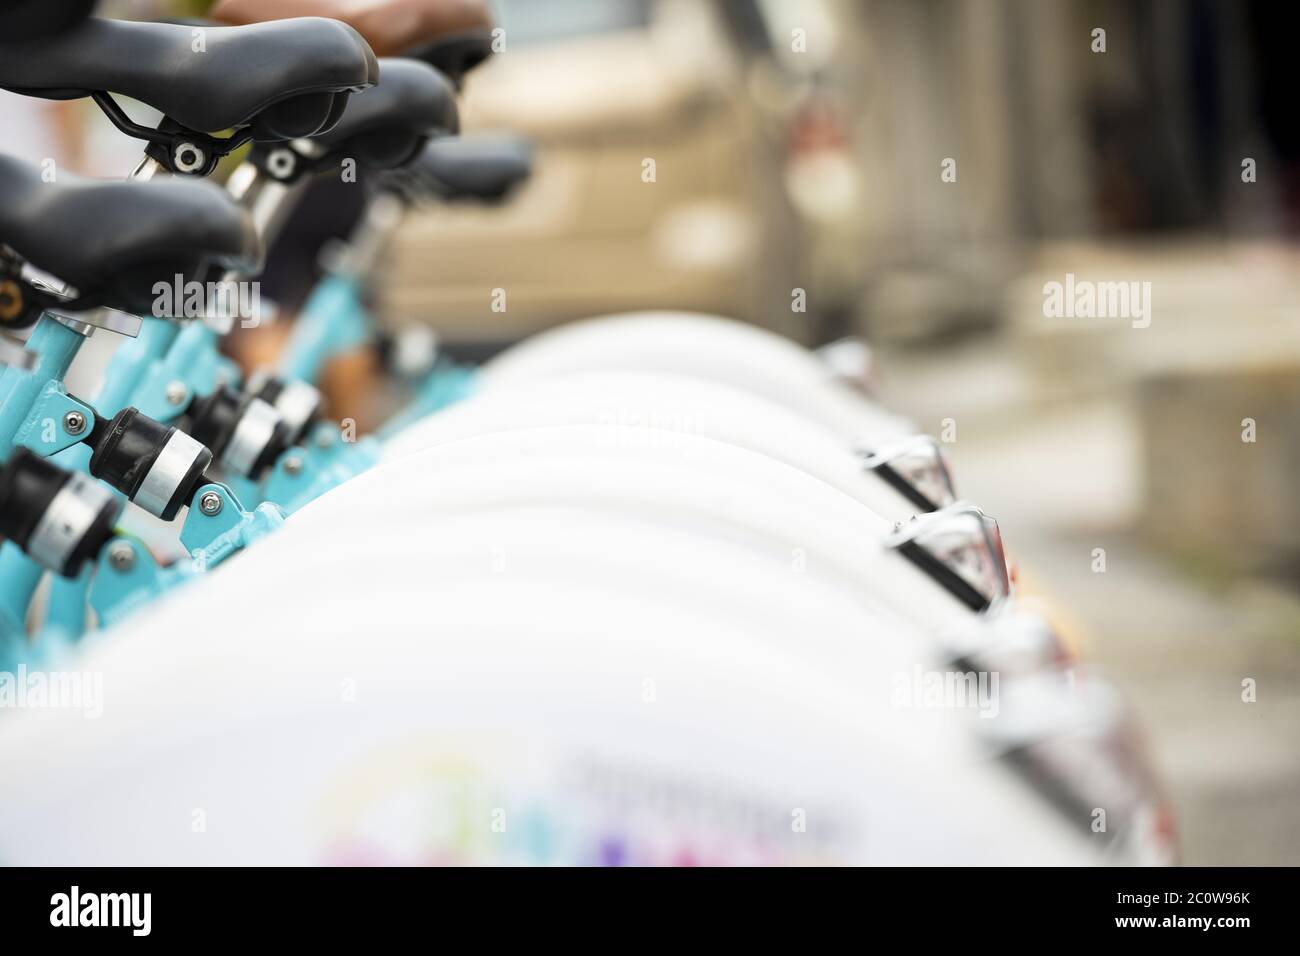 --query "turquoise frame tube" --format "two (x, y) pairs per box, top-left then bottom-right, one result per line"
(0, 315), (94, 641)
